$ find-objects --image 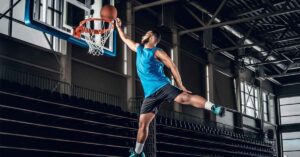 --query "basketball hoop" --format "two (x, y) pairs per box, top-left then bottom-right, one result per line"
(73, 18), (115, 56)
